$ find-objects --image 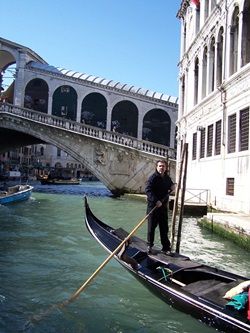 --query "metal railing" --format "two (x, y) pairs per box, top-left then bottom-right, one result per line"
(0, 102), (176, 159)
(183, 188), (210, 205)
